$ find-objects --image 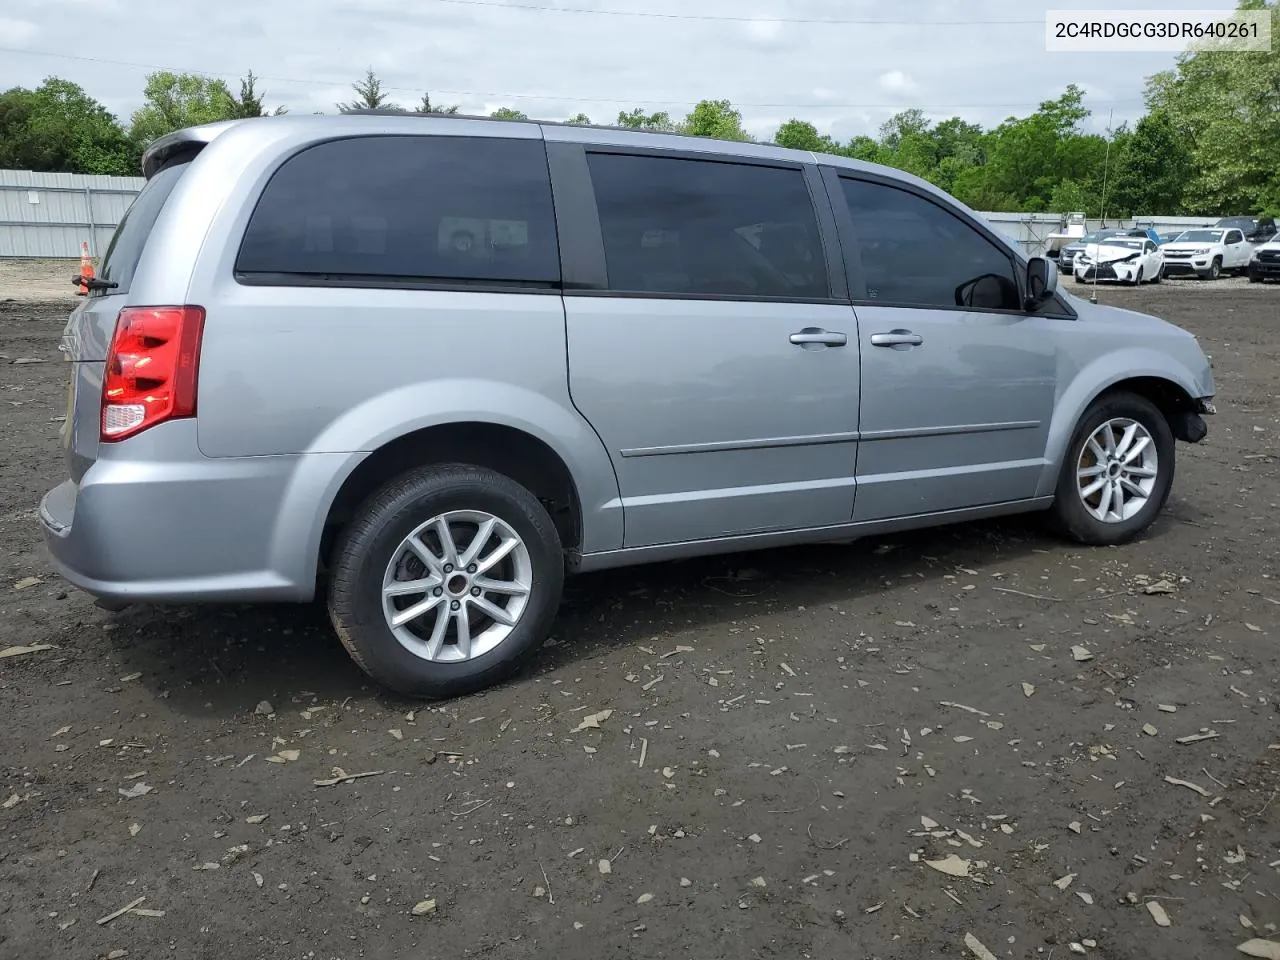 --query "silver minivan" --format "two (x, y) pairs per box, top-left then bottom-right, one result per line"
(41, 114), (1216, 698)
